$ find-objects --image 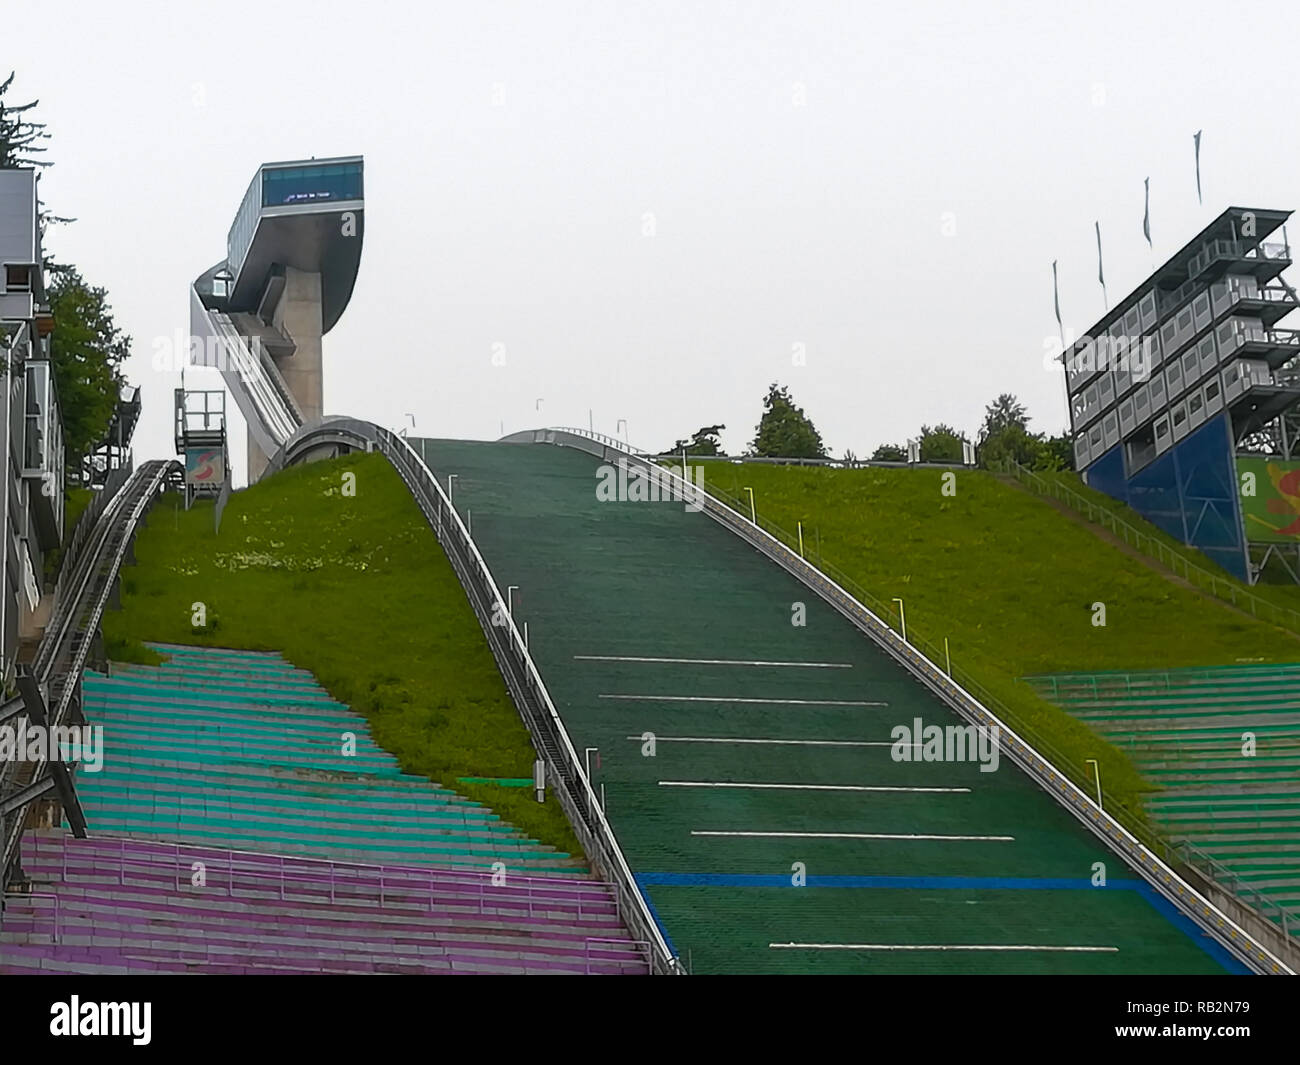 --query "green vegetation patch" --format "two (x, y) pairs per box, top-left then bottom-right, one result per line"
(703, 463), (1300, 816)
(103, 451), (581, 856)
(1039, 469), (1300, 620)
